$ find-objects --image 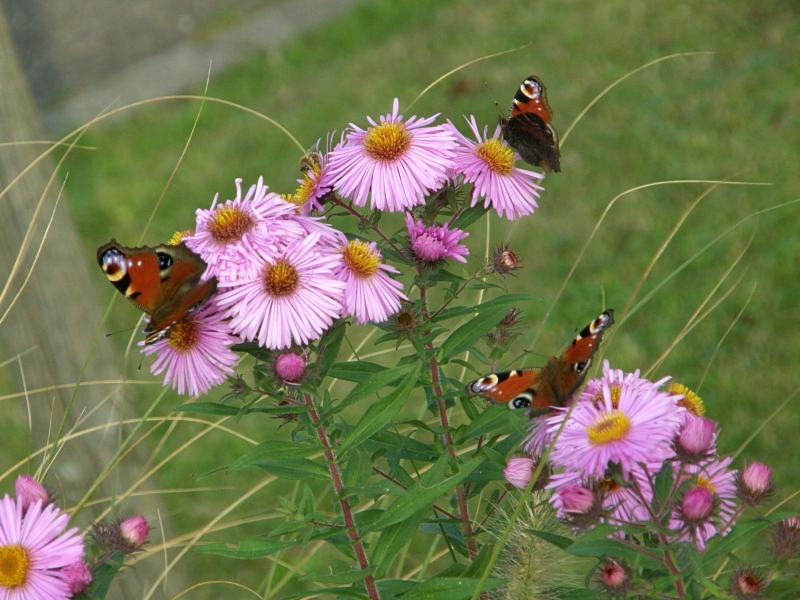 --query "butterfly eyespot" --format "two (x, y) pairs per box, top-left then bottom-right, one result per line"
(573, 359), (591, 374)
(509, 395), (533, 410)
(156, 252), (174, 270)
